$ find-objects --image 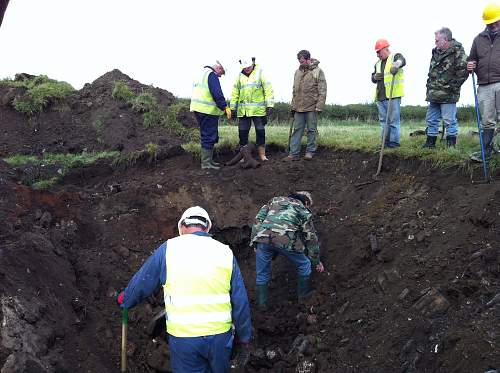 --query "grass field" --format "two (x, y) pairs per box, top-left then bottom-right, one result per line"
(183, 120), (498, 174)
